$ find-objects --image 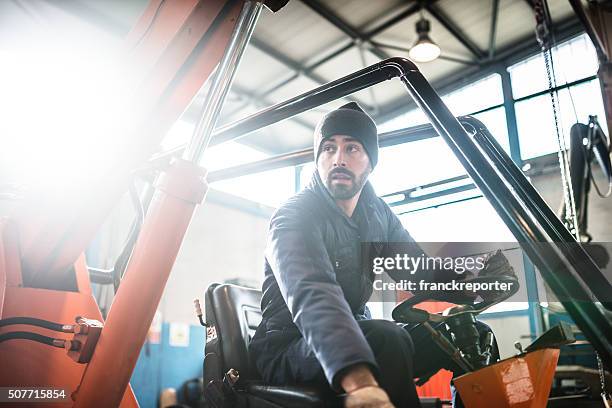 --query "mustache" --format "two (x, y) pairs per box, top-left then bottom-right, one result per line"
(329, 168), (355, 179)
